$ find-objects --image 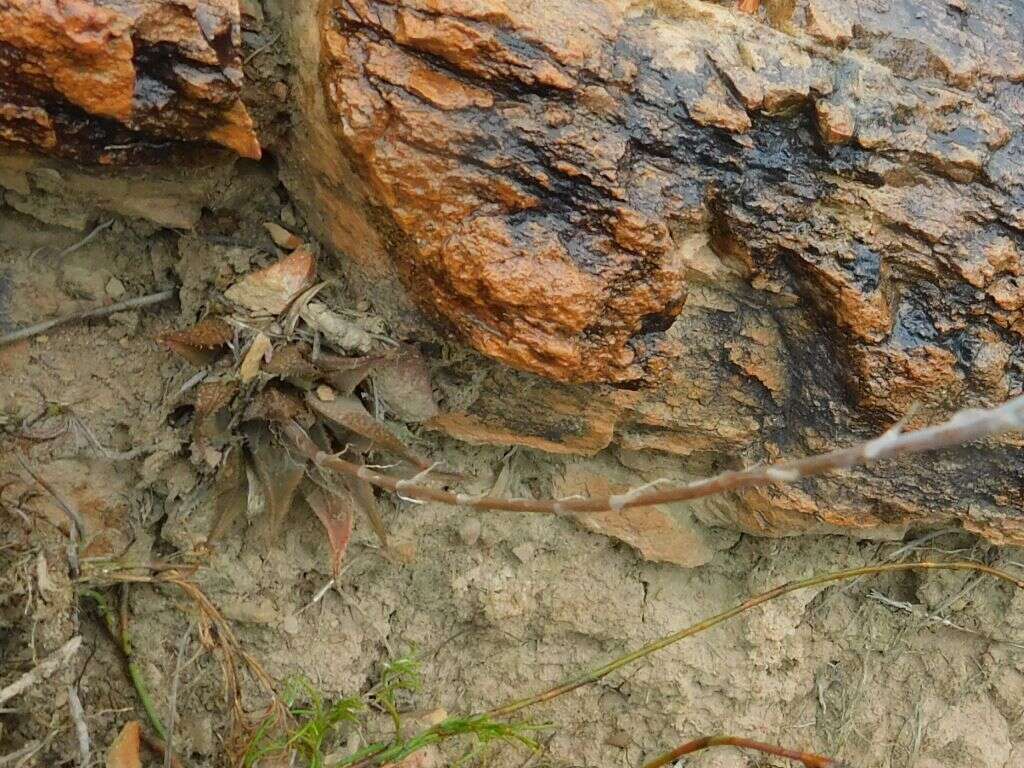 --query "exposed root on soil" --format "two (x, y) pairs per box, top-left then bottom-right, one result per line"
(78, 567), (288, 763)
(641, 734), (841, 768)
